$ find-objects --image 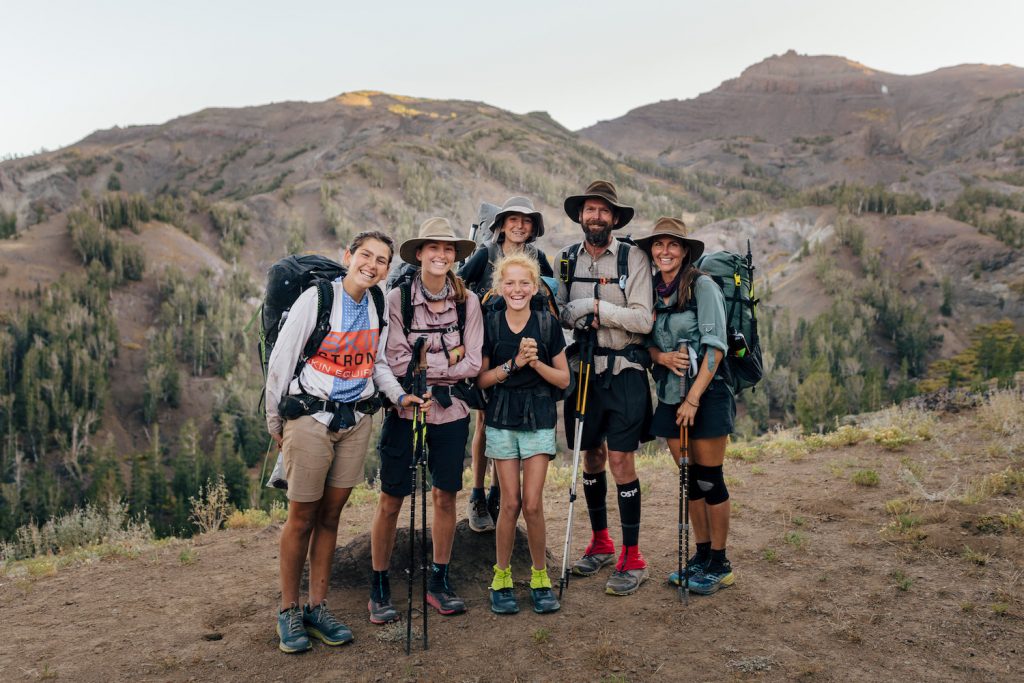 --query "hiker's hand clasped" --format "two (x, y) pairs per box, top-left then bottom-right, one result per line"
(515, 337), (538, 368)
(271, 432), (283, 449)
